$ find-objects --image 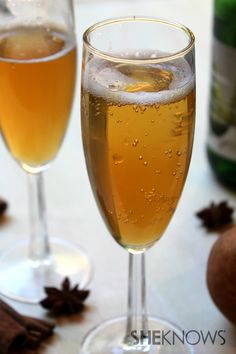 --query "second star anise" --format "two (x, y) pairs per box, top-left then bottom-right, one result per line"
(196, 201), (234, 231)
(40, 277), (90, 316)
